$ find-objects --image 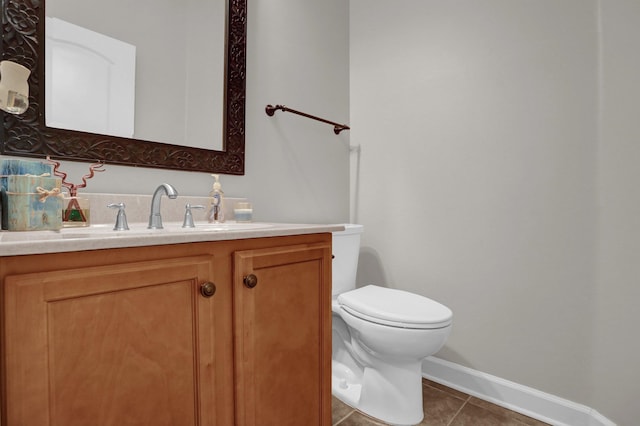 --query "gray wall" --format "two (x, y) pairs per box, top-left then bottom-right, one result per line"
(350, 0), (636, 424)
(40, 0), (351, 225)
(594, 1), (640, 423)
